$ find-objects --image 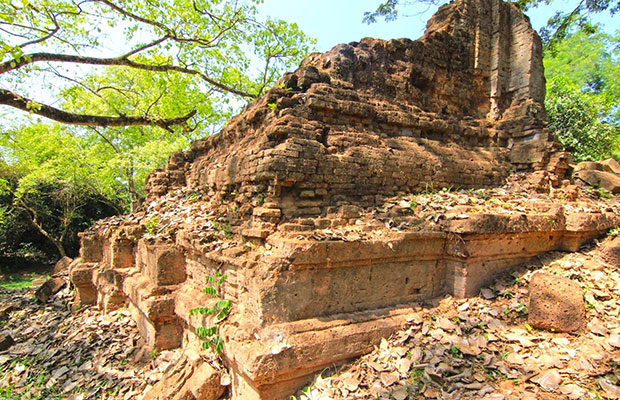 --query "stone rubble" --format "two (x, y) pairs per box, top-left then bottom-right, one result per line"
(61, 0), (620, 397)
